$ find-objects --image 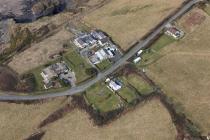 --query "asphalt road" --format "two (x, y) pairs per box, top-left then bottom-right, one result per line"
(0, 0), (203, 101)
